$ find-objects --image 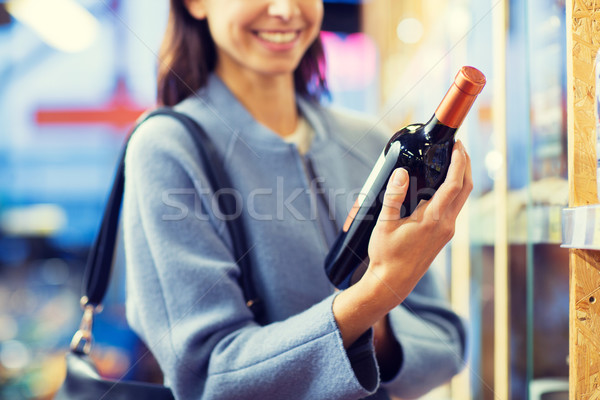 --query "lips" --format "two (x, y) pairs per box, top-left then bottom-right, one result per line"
(254, 30), (301, 44)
